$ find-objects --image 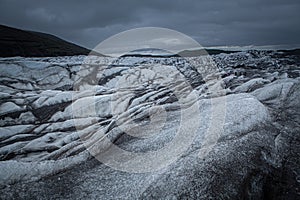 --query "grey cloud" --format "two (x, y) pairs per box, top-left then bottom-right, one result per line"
(0, 0), (299, 49)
